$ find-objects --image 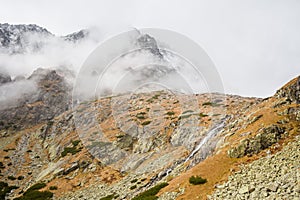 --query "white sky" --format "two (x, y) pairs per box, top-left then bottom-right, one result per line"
(0, 0), (300, 97)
